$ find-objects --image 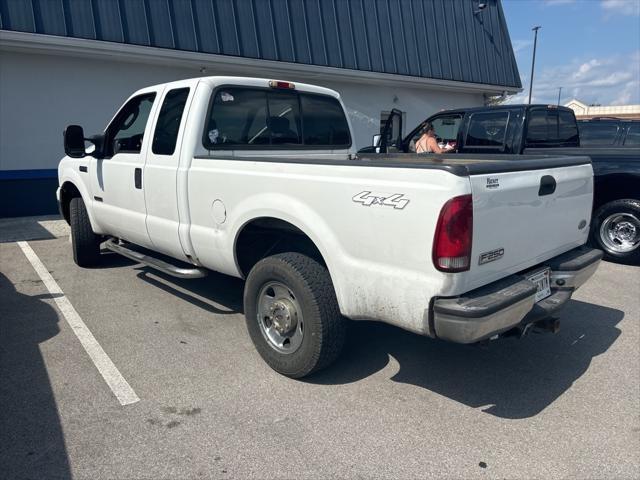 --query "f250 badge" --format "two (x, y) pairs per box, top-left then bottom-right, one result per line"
(479, 248), (505, 265)
(352, 191), (410, 210)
